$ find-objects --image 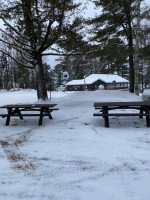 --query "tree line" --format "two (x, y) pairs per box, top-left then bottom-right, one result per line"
(0, 0), (150, 99)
